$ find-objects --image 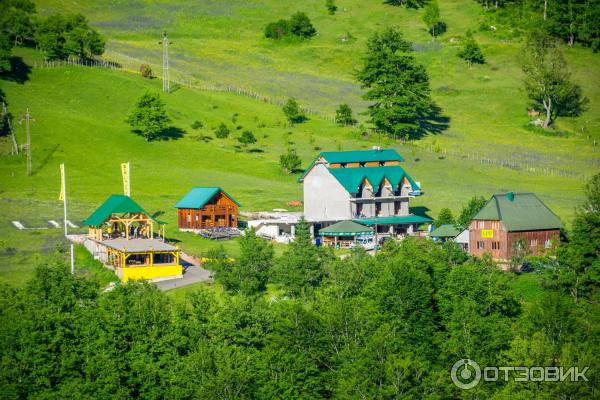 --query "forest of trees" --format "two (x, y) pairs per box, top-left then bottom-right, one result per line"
(0, 0), (104, 71)
(1, 175), (598, 399)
